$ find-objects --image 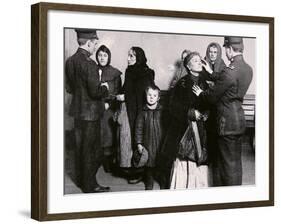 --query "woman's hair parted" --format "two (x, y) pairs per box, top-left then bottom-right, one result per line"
(96, 44), (111, 66)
